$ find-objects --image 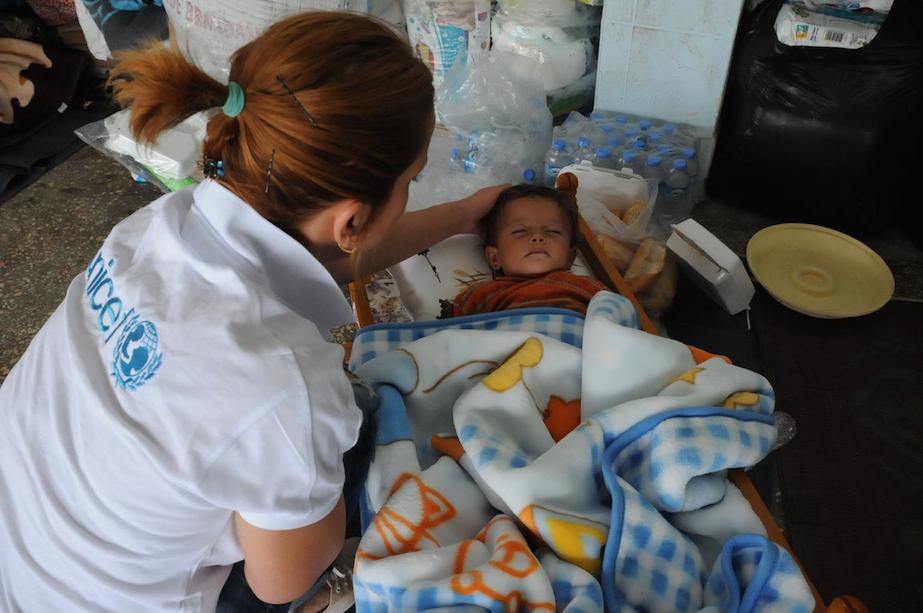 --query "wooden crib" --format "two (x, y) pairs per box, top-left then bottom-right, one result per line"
(346, 211), (864, 613)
